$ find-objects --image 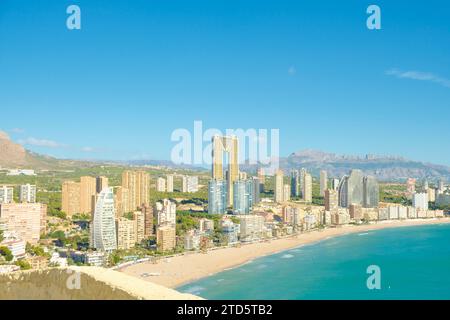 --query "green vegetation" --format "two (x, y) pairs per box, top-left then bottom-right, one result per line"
(0, 246), (13, 262)
(0, 230), (3, 243)
(15, 260), (31, 270)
